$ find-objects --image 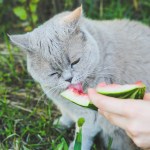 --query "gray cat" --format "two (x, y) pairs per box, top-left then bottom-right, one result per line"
(9, 6), (150, 150)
